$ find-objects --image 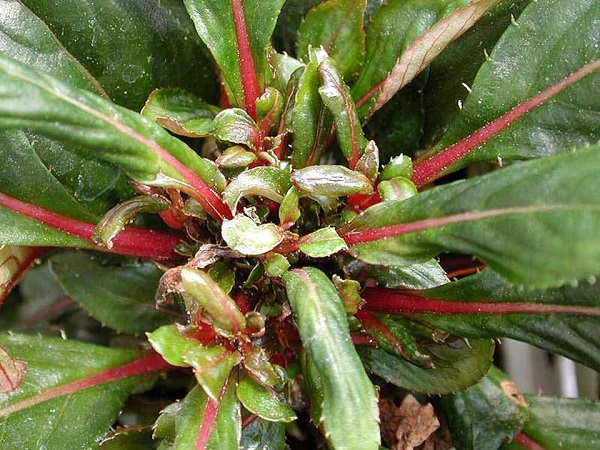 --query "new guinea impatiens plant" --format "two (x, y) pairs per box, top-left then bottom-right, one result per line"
(0, 0), (598, 448)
